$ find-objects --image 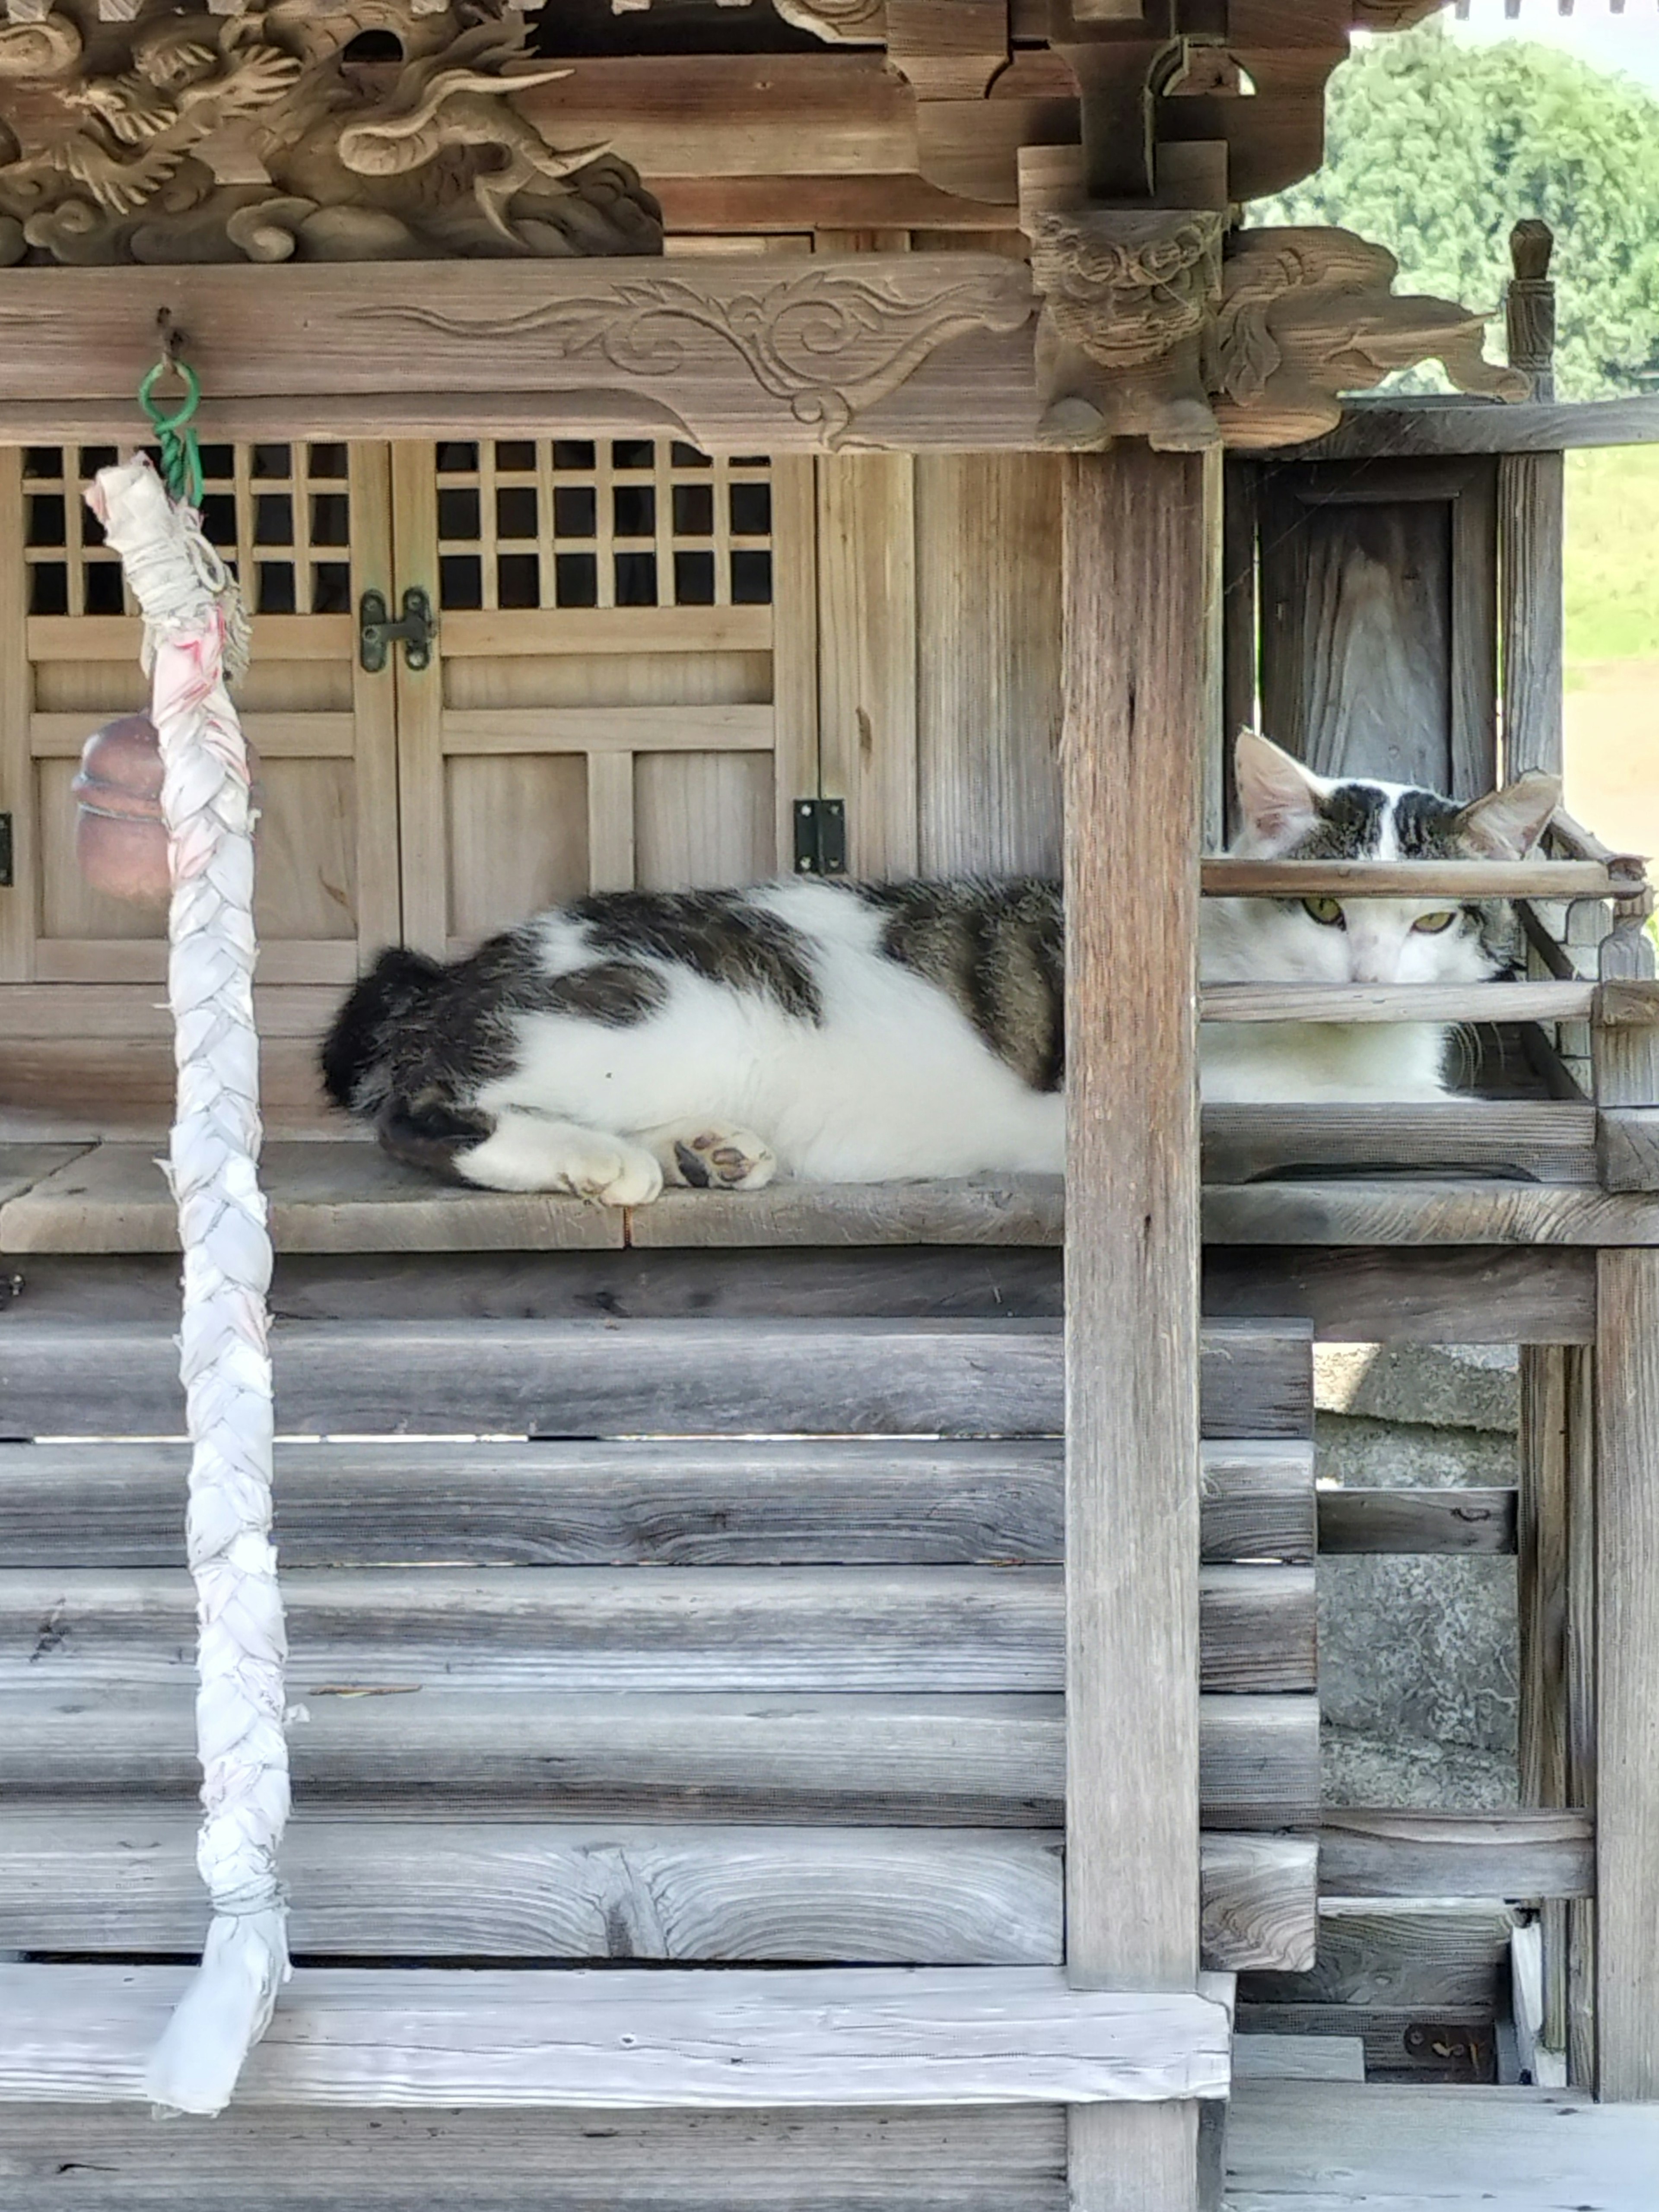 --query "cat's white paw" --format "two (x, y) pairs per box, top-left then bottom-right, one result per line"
(456, 1113), (664, 1204)
(656, 1124), (778, 1192)
(561, 1139), (664, 1207)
